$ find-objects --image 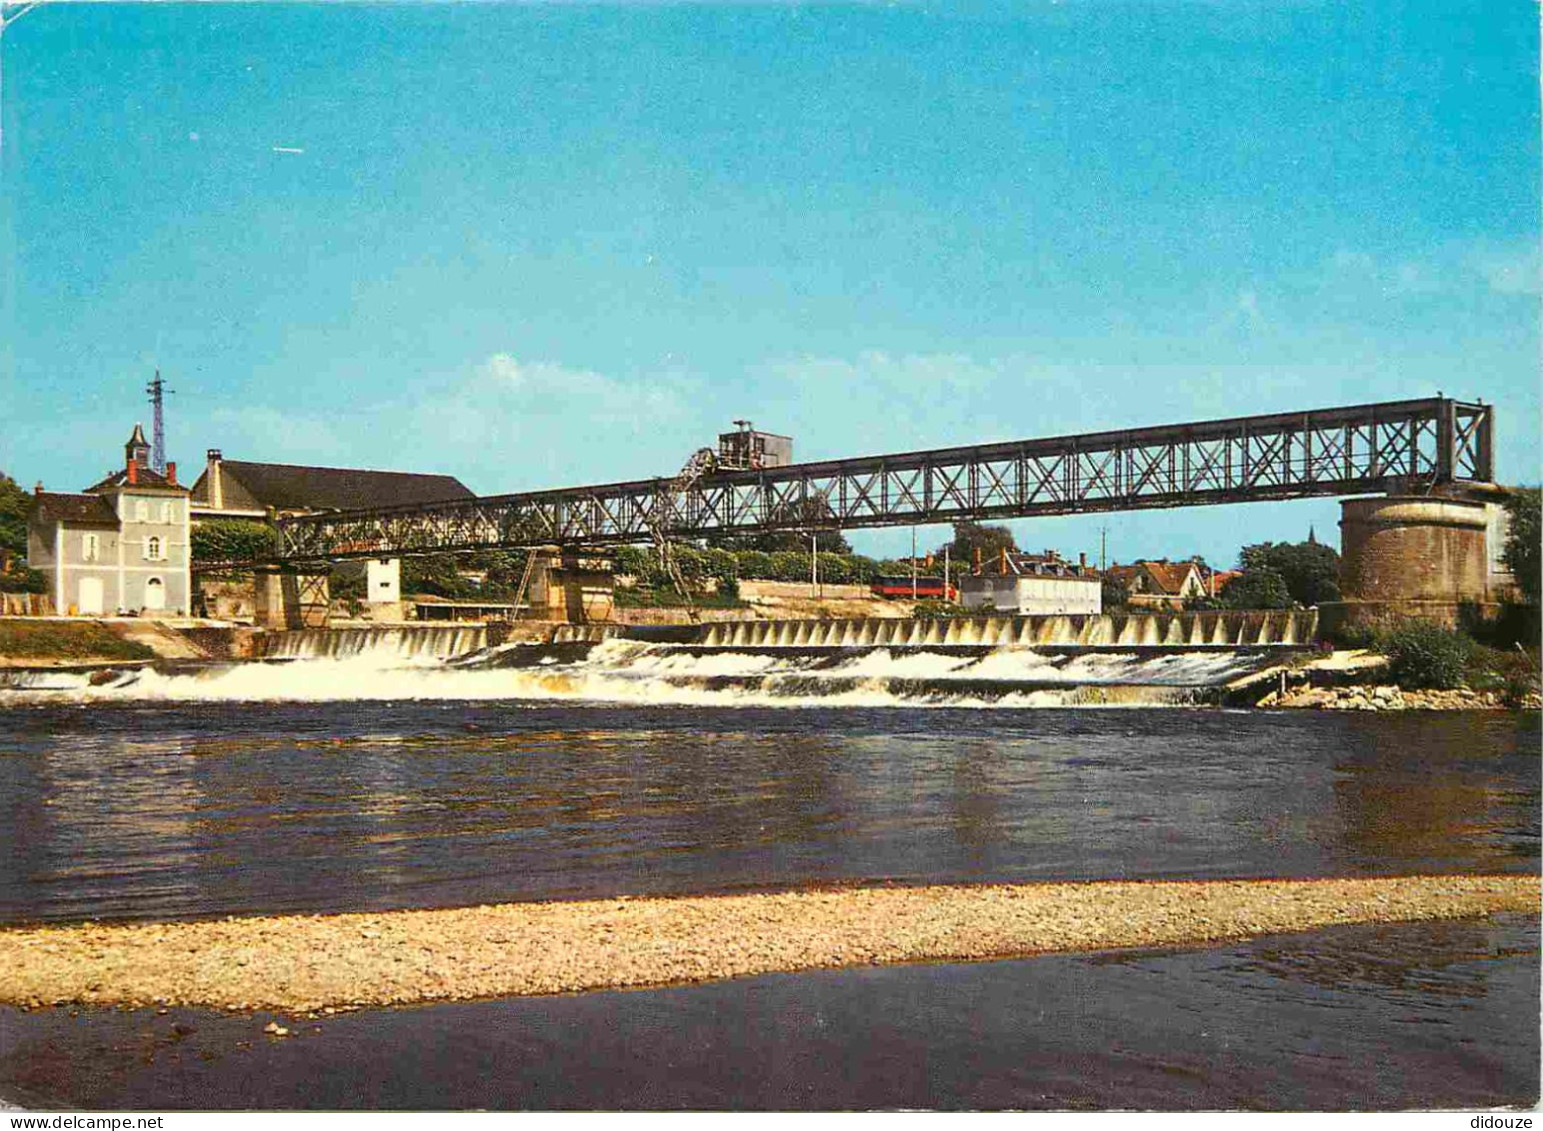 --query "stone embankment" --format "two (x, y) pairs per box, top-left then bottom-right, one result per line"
(1258, 683), (1541, 711)
(0, 875), (1533, 1014)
